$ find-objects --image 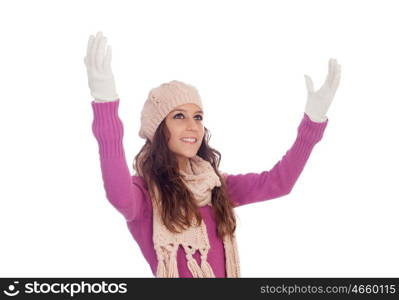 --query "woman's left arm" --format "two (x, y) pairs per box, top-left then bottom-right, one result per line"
(224, 58), (341, 207)
(225, 114), (328, 207)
